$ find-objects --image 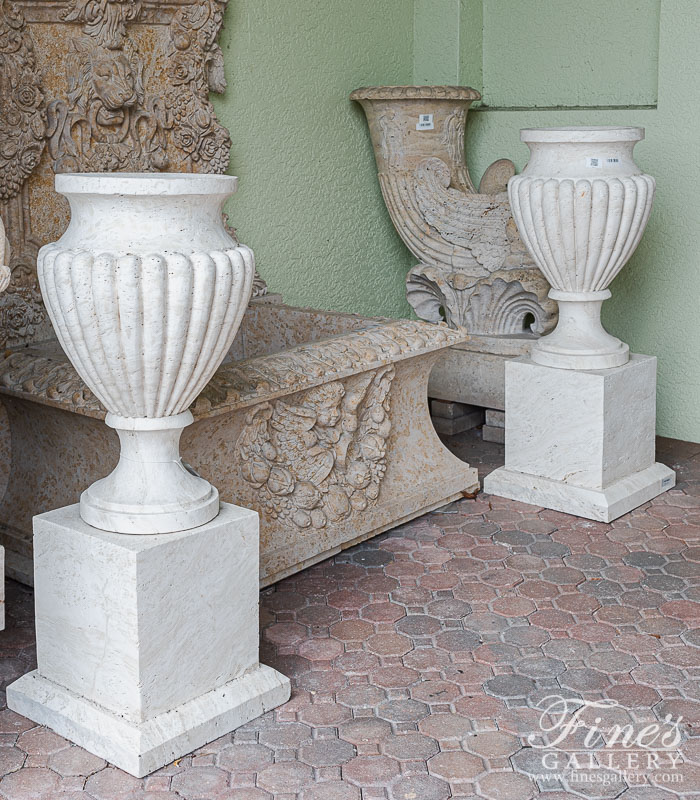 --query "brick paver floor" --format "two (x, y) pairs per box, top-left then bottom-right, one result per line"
(1, 431), (699, 798)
